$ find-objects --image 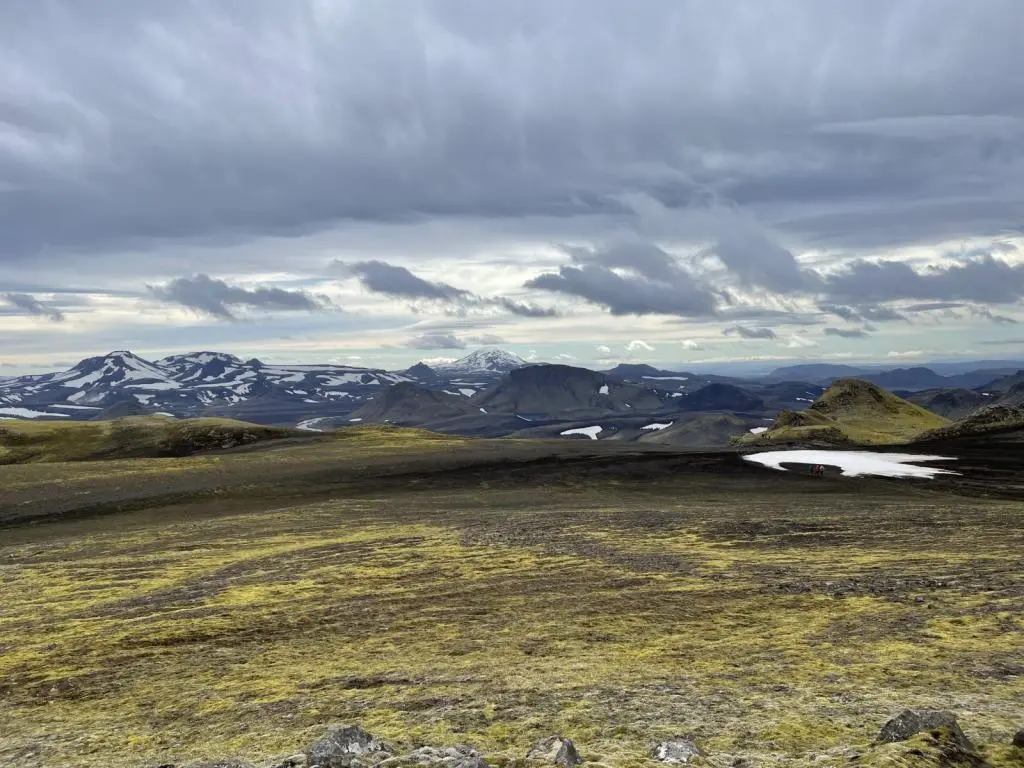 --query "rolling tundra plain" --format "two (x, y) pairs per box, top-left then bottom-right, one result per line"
(0, 427), (1021, 768)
